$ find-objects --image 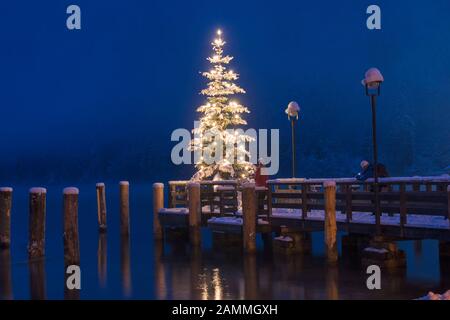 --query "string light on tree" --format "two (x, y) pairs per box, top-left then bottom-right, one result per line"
(191, 29), (254, 181)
